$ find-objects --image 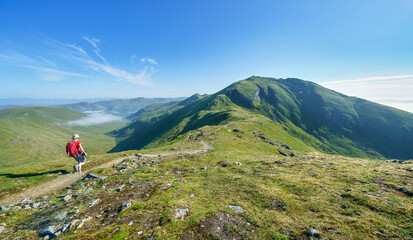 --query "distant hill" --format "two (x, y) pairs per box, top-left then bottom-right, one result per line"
(127, 94), (203, 121)
(0, 106), (85, 123)
(0, 98), (114, 108)
(59, 97), (185, 117)
(110, 76), (413, 160)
